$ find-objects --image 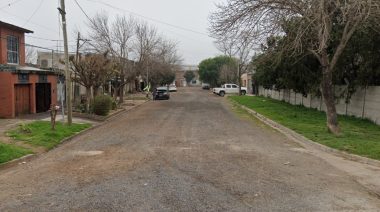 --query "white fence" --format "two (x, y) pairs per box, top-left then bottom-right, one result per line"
(258, 85), (380, 126)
